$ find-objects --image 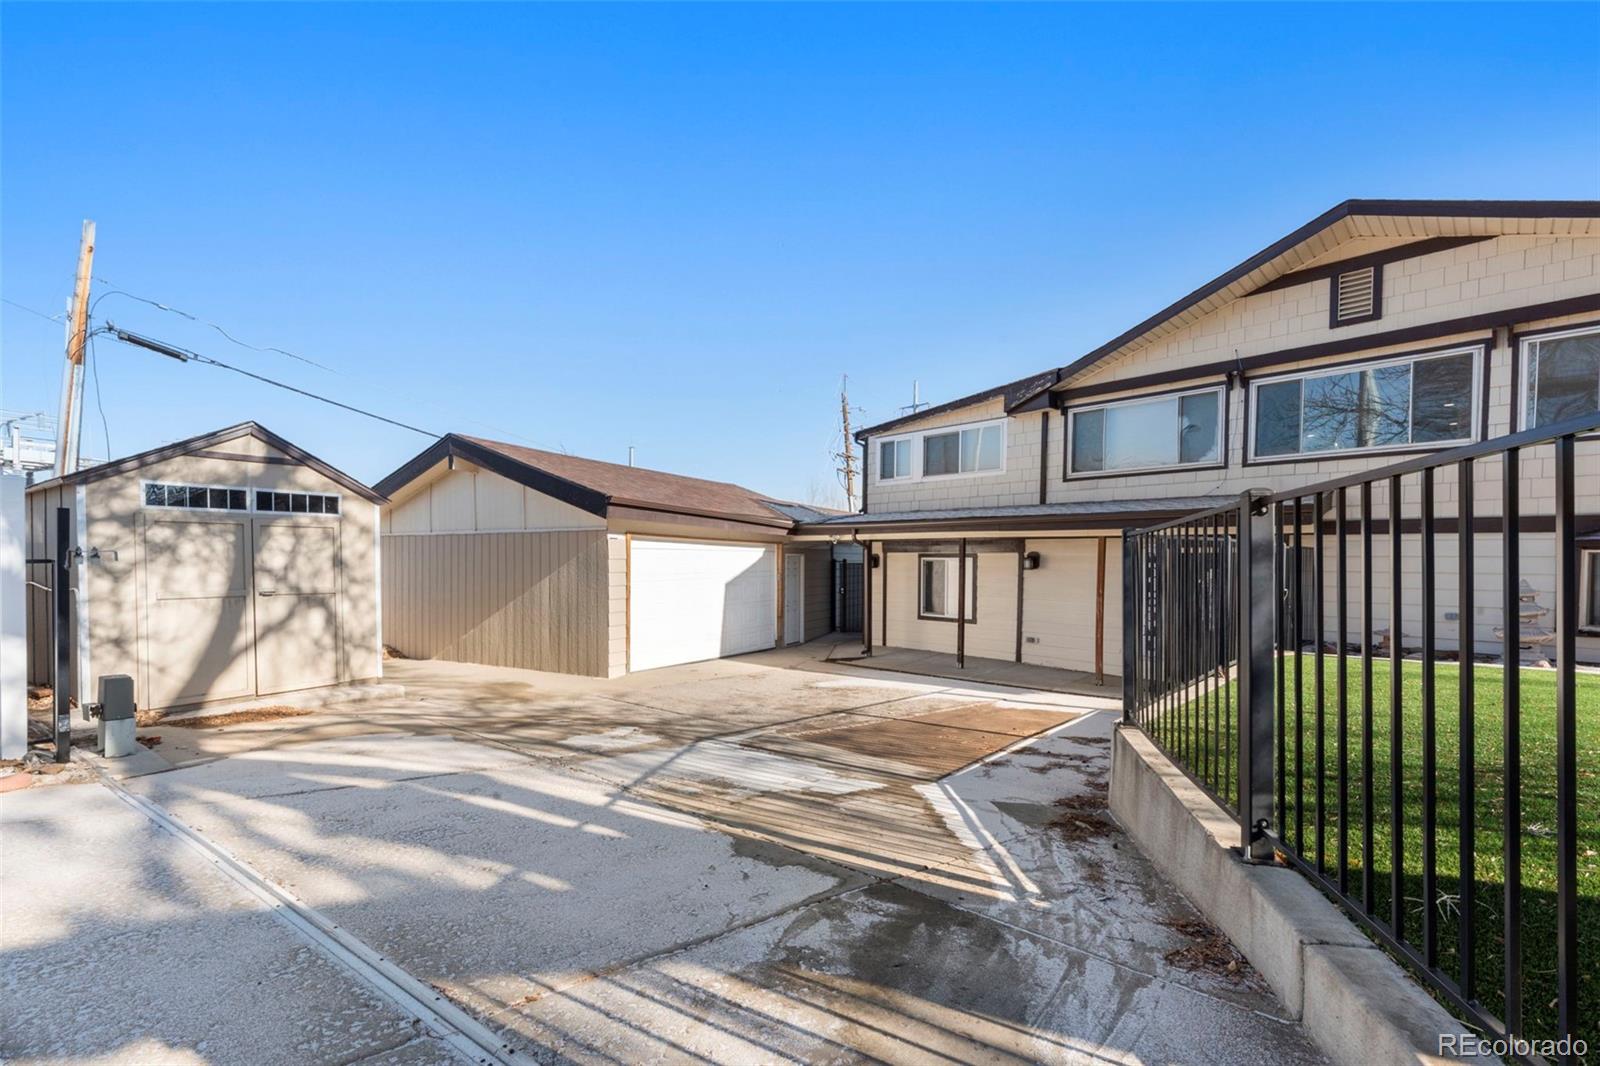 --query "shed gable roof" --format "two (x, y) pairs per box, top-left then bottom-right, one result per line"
(24, 422), (385, 503)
